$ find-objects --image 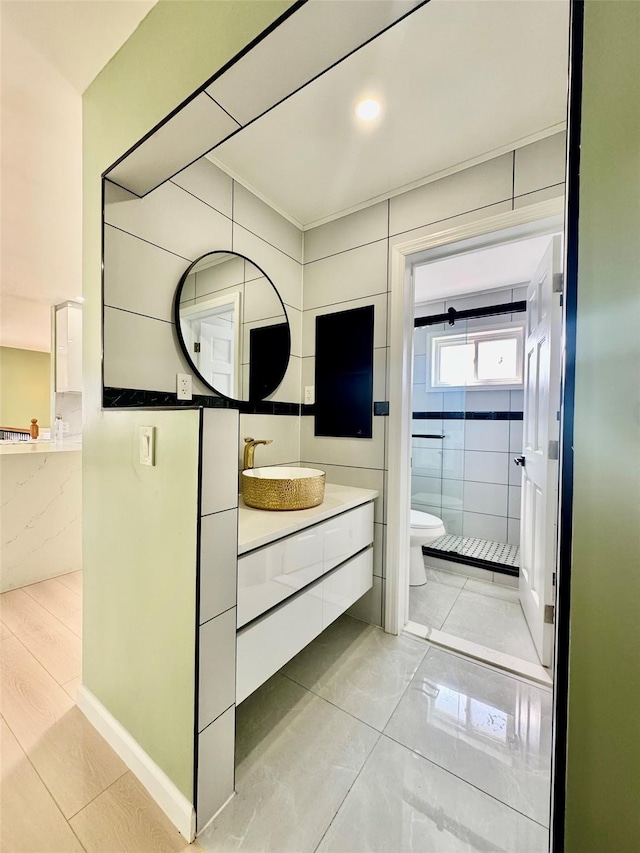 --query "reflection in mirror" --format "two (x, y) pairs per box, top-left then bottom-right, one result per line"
(175, 251), (290, 402)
